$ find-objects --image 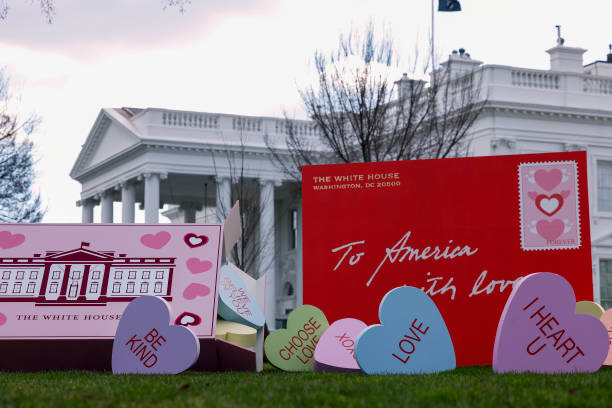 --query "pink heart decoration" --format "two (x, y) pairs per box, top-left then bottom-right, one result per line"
(112, 296), (200, 374)
(493, 273), (608, 373)
(140, 231), (171, 249)
(313, 318), (367, 373)
(183, 283), (210, 300)
(0, 312), (6, 326)
(175, 312), (202, 327)
(186, 258), (213, 274)
(534, 169), (562, 191)
(0, 231), (25, 249)
(536, 219), (564, 241)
